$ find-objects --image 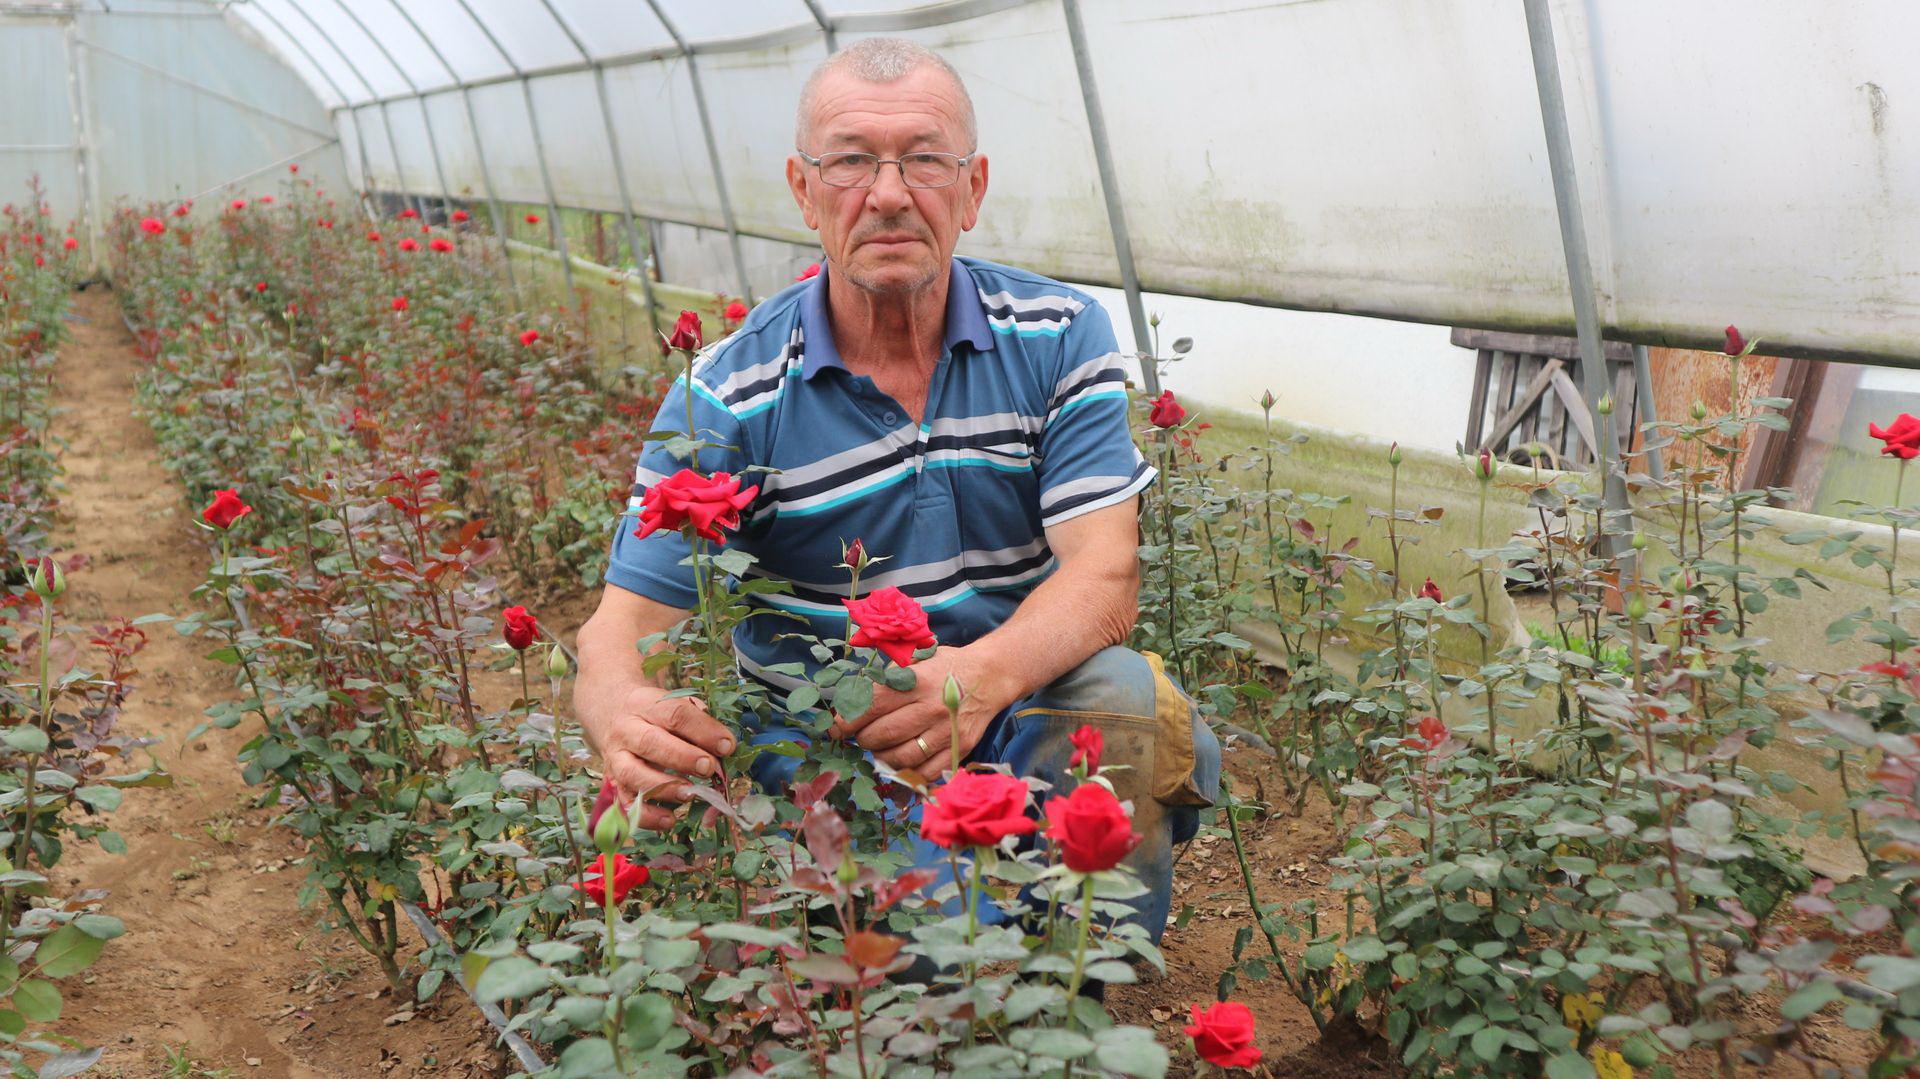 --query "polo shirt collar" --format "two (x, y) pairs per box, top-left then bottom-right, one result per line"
(800, 257), (996, 381)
